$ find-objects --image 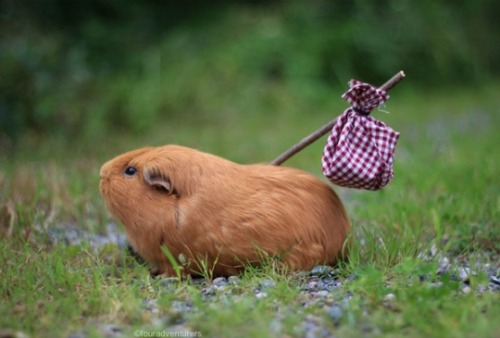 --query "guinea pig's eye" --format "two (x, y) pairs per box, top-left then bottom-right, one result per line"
(124, 166), (137, 176)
